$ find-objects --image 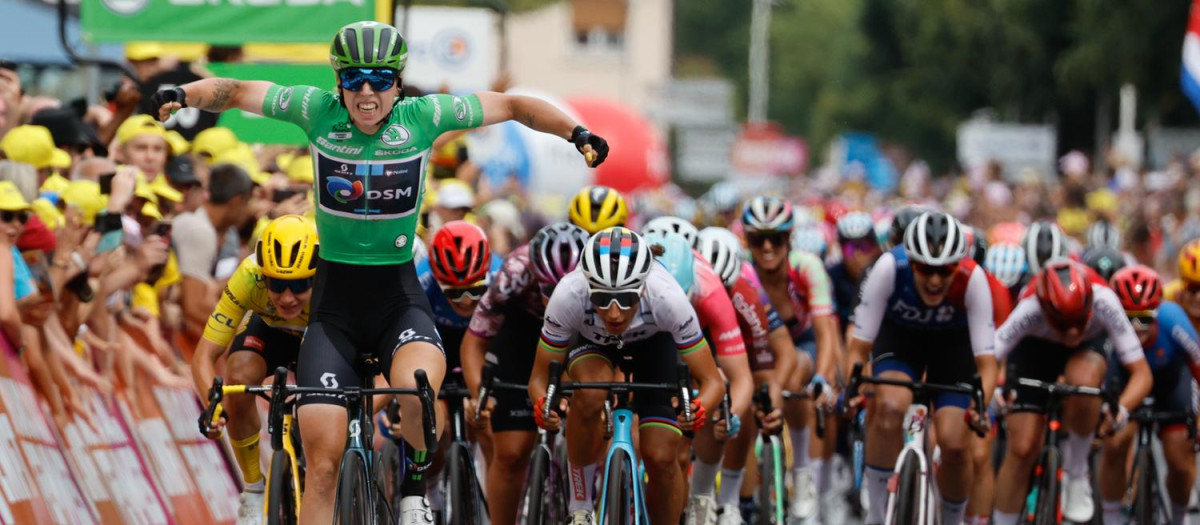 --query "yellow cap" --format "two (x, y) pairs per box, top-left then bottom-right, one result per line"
(164, 130), (190, 156)
(284, 154), (314, 185)
(193, 127), (239, 159)
(39, 172), (70, 194)
(213, 142), (269, 186)
(1086, 188), (1119, 214)
(133, 175), (159, 203)
(140, 202), (164, 221)
(0, 125), (72, 170)
(125, 42), (165, 62)
(149, 174), (183, 203)
(60, 180), (106, 225)
(116, 114), (167, 146)
(30, 198), (63, 229)
(0, 181), (31, 211)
